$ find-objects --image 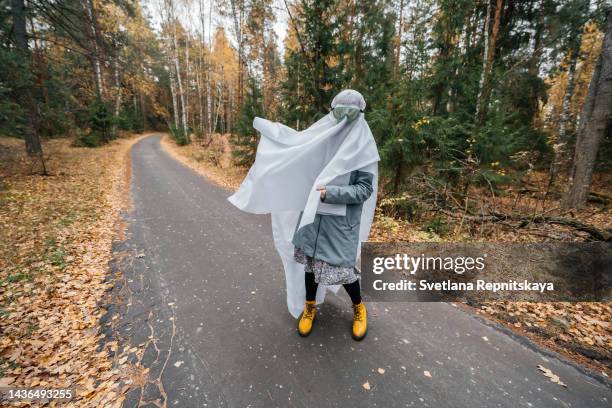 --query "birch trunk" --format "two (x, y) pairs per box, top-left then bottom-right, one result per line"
(207, 0), (213, 135)
(196, 69), (203, 137)
(213, 69), (224, 133)
(164, 0), (188, 138)
(544, 47), (579, 200)
(547, 3), (588, 193)
(84, 0), (104, 99)
(173, 23), (188, 138)
(207, 72), (213, 135)
(198, 0), (206, 137)
(168, 52), (180, 129)
(229, 0), (244, 106)
(185, 35), (192, 131)
(559, 49), (582, 141)
(113, 56), (122, 138)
